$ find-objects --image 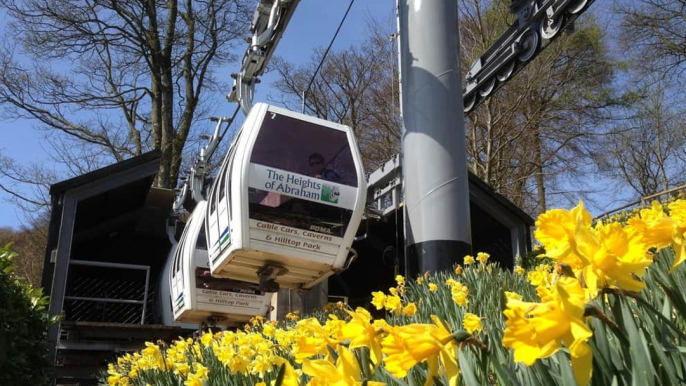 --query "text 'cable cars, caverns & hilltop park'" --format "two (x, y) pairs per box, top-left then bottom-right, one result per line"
(205, 103), (367, 292)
